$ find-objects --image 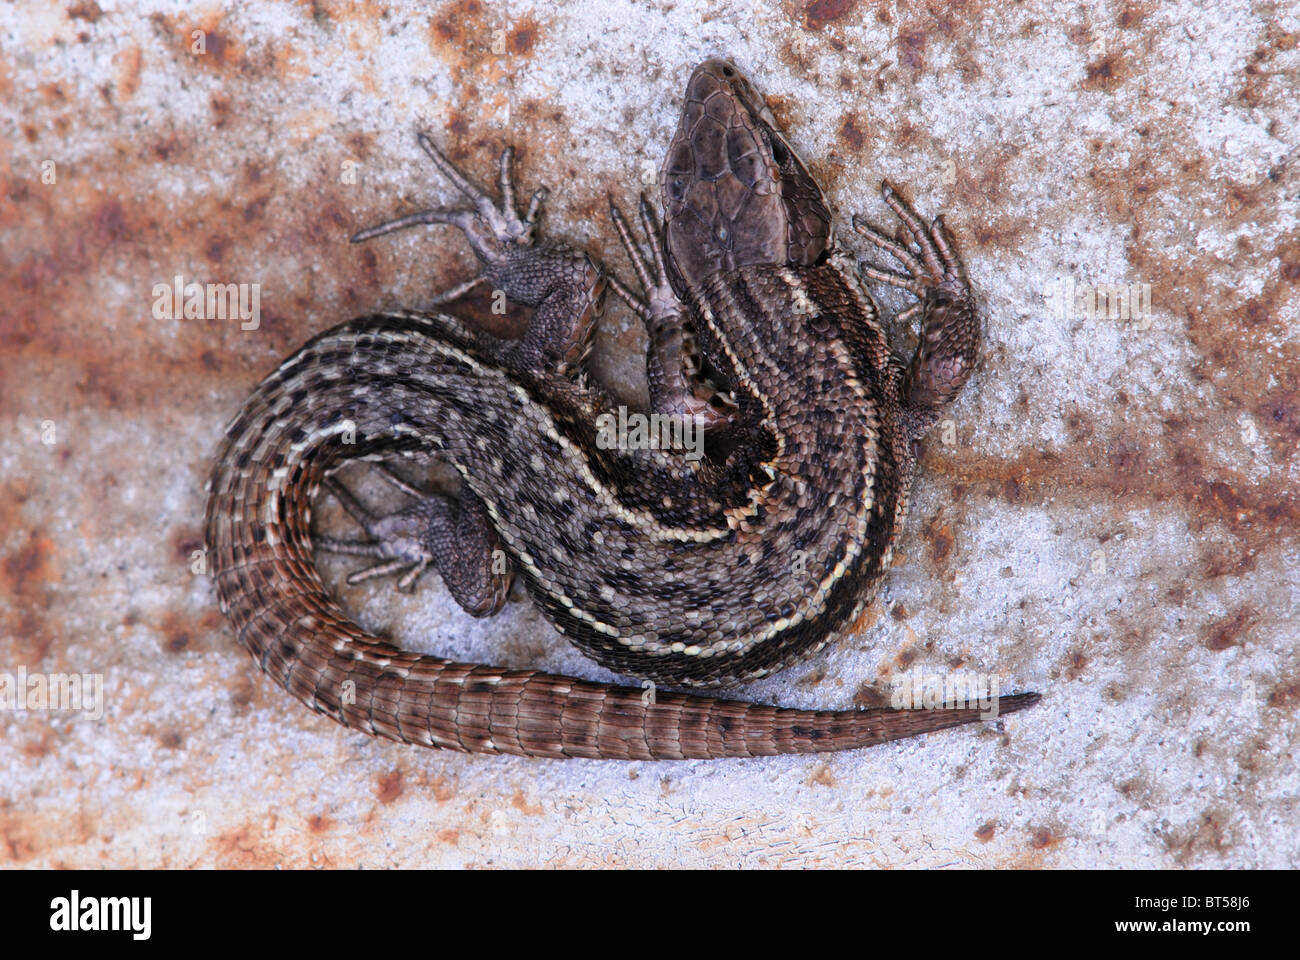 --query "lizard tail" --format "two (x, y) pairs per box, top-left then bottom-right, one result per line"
(204, 313), (1038, 759)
